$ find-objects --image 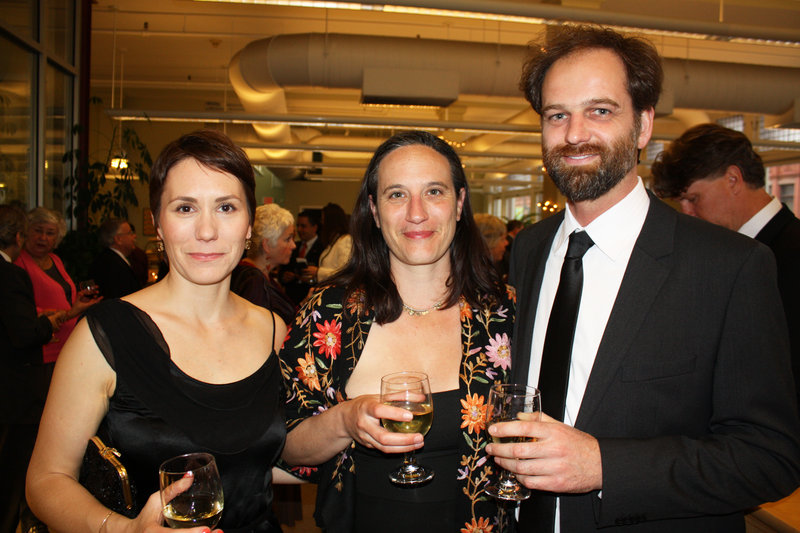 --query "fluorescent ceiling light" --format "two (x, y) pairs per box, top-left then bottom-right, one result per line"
(192, 0), (800, 46)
